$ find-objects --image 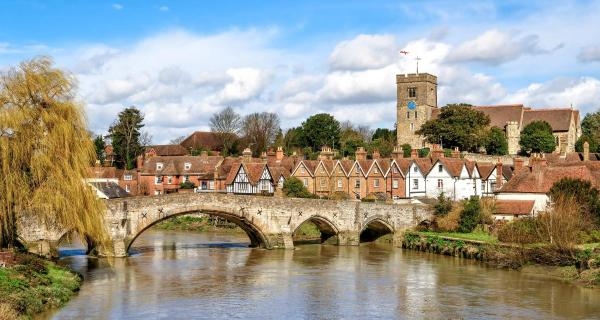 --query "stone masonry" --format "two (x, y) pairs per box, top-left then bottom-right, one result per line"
(18, 193), (431, 258)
